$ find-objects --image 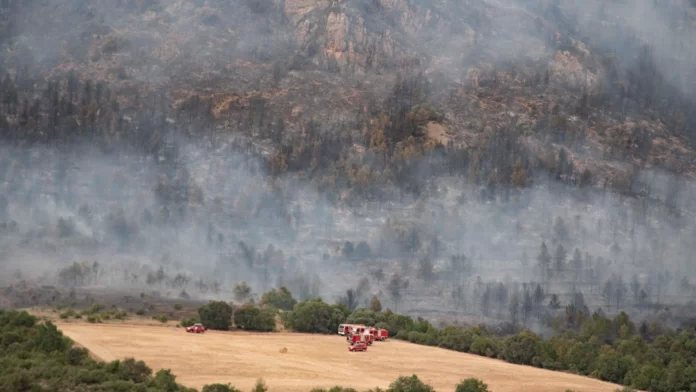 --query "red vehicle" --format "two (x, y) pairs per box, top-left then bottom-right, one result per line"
(377, 329), (389, 341)
(348, 333), (367, 345)
(364, 333), (374, 345)
(348, 342), (368, 352)
(339, 323), (363, 336)
(186, 323), (206, 333)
